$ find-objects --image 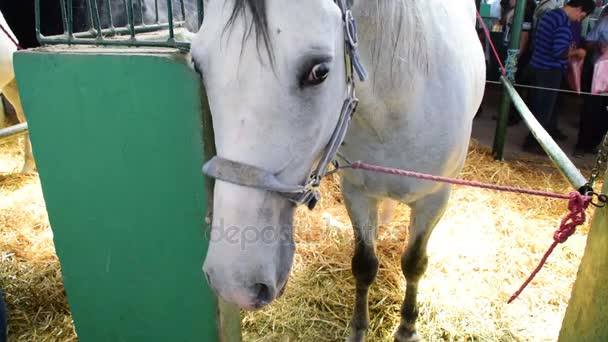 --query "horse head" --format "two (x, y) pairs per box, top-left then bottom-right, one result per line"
(191, 0), (356, 310)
